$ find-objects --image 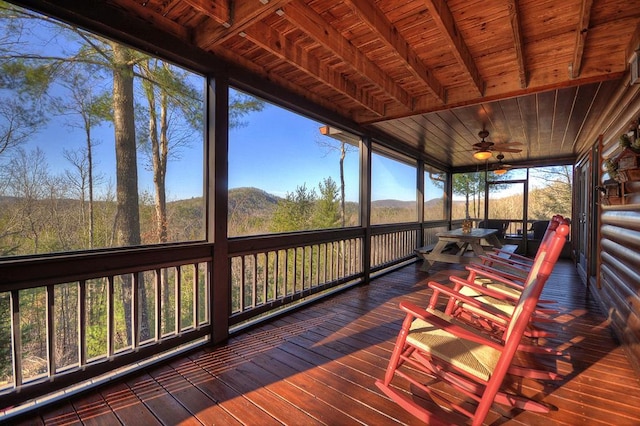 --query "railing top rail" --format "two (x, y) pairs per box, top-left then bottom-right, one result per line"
(229, 227), (365, 255)
(0, 243), (212, 291)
